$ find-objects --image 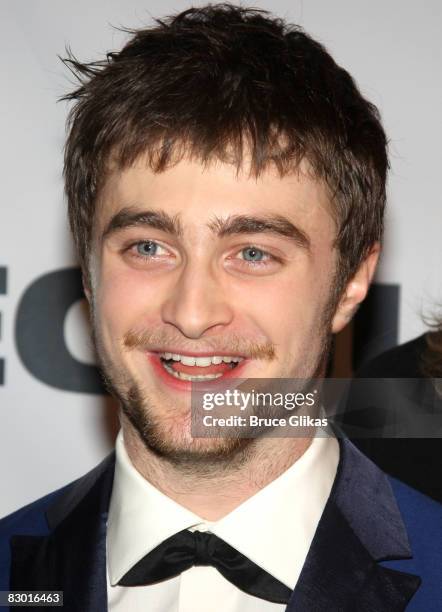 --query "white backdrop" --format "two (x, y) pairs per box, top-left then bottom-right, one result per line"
(1, 0), (441, 517)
